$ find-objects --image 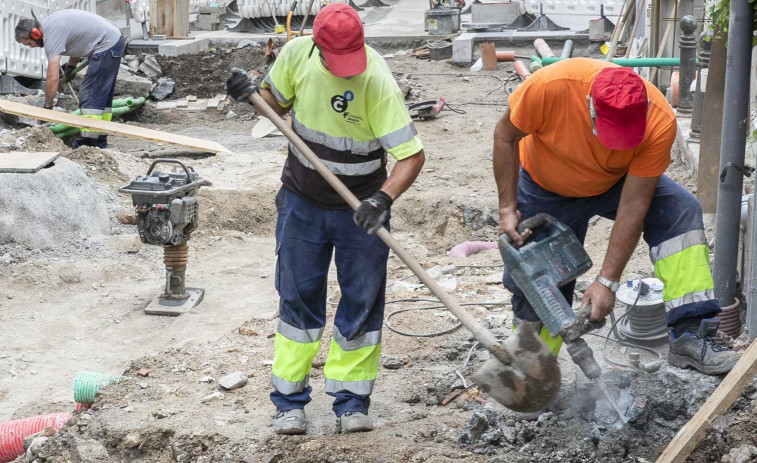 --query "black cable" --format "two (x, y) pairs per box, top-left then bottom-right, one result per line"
(599, 282), (663, 371)
(384, 298), (509, 337)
